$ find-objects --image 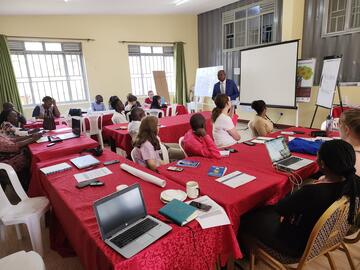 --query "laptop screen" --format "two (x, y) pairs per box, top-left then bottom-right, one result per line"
(265, 137), (291, 163)
(94, 184), (147, 240)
